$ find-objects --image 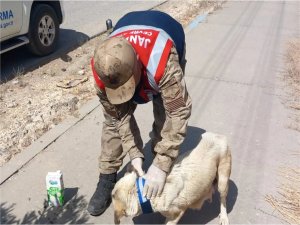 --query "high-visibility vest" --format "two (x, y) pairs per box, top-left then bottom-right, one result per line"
(92, 25), (174, 104)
